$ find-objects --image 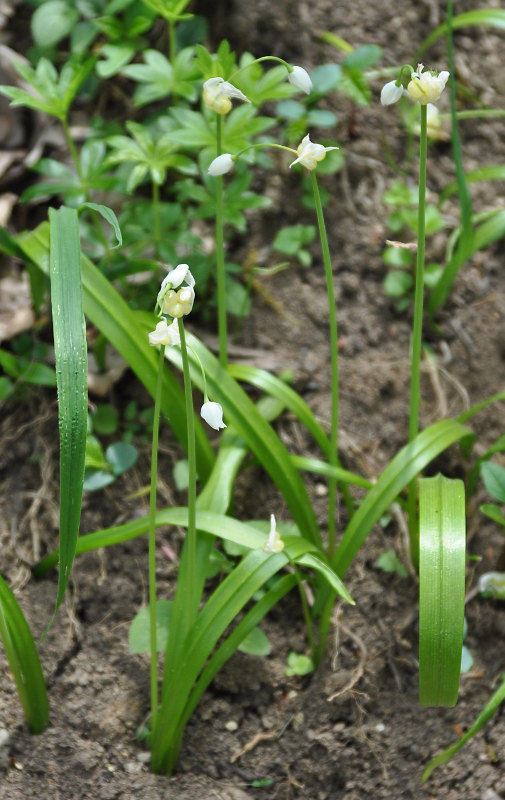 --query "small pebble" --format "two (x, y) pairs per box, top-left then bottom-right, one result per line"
(225, 720), (238, 732)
